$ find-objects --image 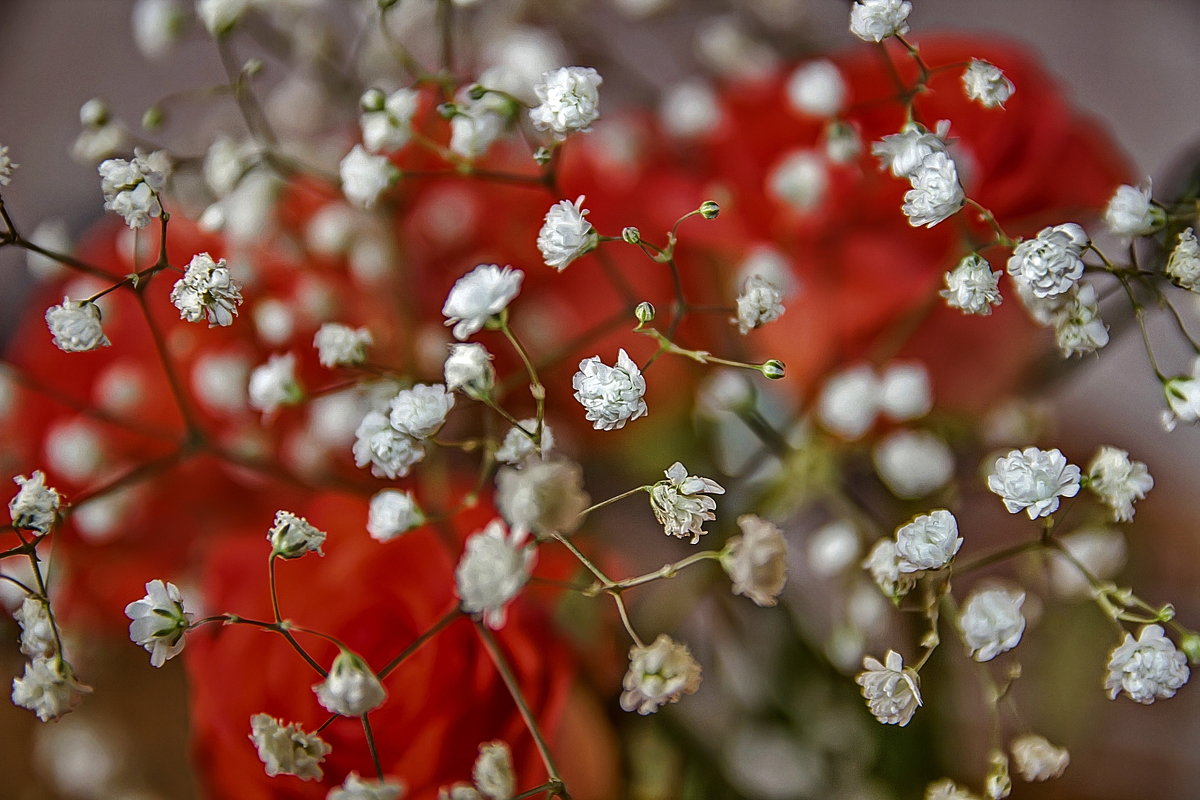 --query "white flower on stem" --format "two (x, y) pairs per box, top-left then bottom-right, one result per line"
(925, 779), (979, 800)
(959, 586), (1026, 662)
(984, 751), (1012, 800)
(11, 656), (91, 721)
(248, 353), (302, 414)
(313, 323), (373, 368)
(619, 633), (702, 715)
(1053, 282), (1109, 357)
(329, 772), (405, 800)
(15, 596), (56, 658)
(872, 120), (950, 179)
(572, 348), (648, 430)
(879, 361), (933, 421)
(339, 145), (396, 210)
(353, 410), (425, 479)
(197, 0), (249, 36)
(824, 119), (863, 163)
(855, 650), (921, 725)
(124, 579), (193, 667)
(849, 0), (912, 42)
(1048, 526), (1127, 599)
(962, 60), (1014, 108)
(895, 509), (962, 573)
(449, 96), (508, 160)
(735, 274), (786, 334)
(902, 151), (964, 228)
(0, 145), (16, 185)
(98, 150), (168, 229)
(767, 149), (827, 212)
(249, 713), (331, 780)
(785, 59), (847, 117)
(367, 489), (425, 542)
(496, 459), (589, 537)
(444, 343), (495, 398)
(1010, 734), (1069, 782)
(9, 471), (62, 534)
(388, 383), (454, 440)
(472, 741), (515, 800)
(537, 195), (597, 271)
(360, 87), (420, 154)
(1162, 357), (1200, 431)
(170, 252), (244, 327)
(1006, 223), (1089, 300)
(722, 514), (788, 607)
(1166, 228), (1200, 290)
(1087, 446), (1153, 522)
(132, 0), (186, 59)
(495, 419), (555, 465)
(314, 650), (387, 717)
(1104, 181), (1163, 238)
(529, 66), (602, 138)
(817, 364), (880, 439)
(873, 429), (954, 499)
(454, 519), (536, 629)
(45, 298), (111, 352)
(73, 99), (128, 164)
(942, 253), (1003, 315)
(442, 264), (524, 340)
(1105, 624), (1190, 704)
(649, 461), (725, 544)
(863, 539), (914, 599)
(987, 447), (1081, 519)
(268, 510), (326, 559)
